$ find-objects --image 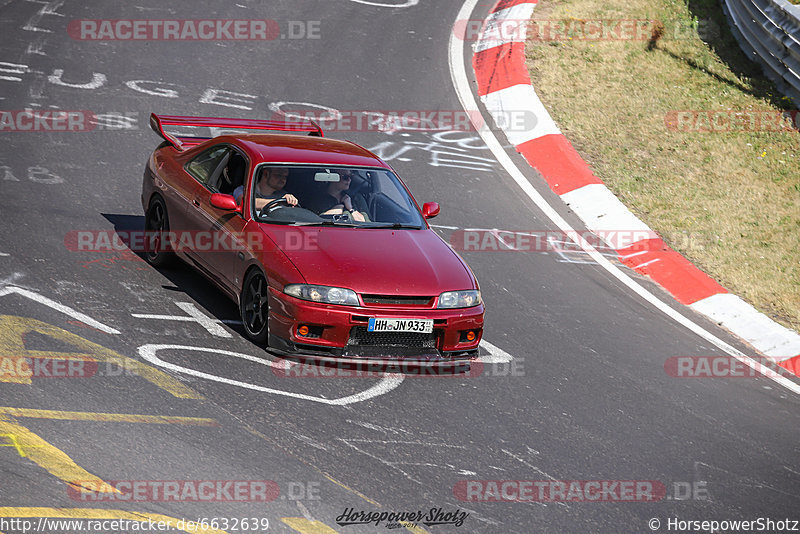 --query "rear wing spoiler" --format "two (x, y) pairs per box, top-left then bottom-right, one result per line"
(149, 113), (324, 150)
